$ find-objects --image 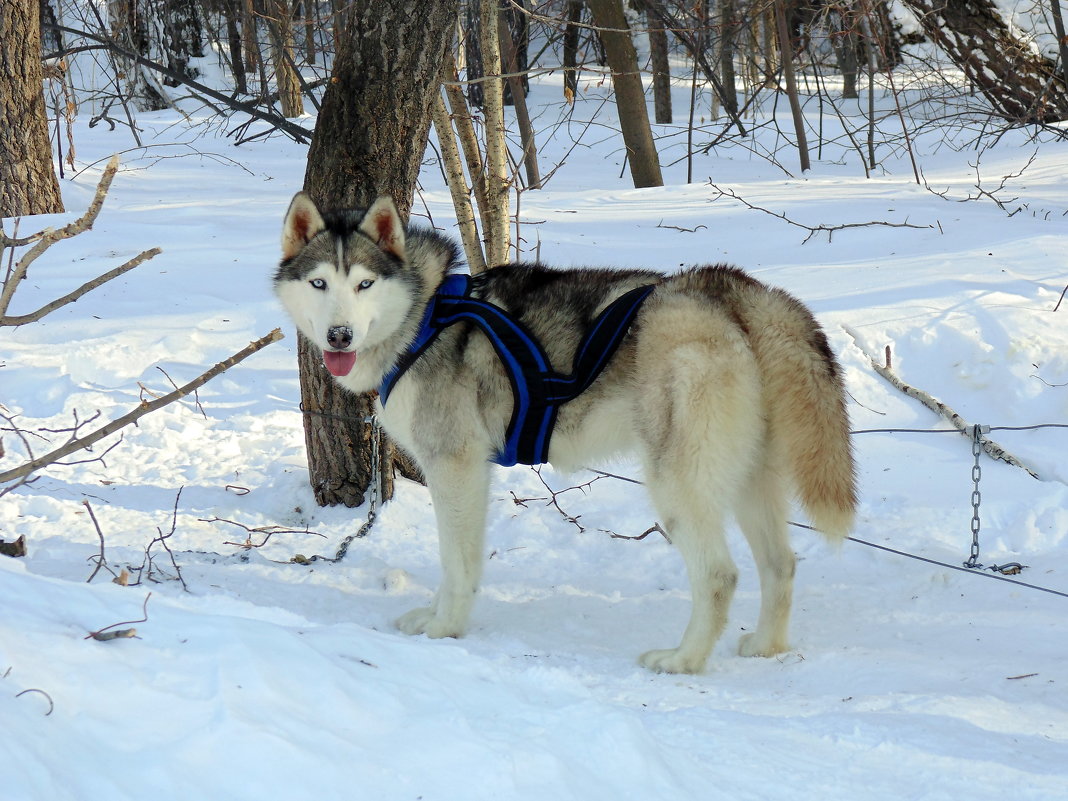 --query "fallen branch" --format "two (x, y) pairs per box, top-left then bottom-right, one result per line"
(86, 592), (151, 641)
(847, 332), (1040, 479)
(709, 183), (934, 243)
(0, 329), (284, 486)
